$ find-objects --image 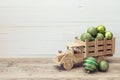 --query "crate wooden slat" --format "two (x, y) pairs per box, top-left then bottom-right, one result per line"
(98, 40), (104, 45)
(98, 51), (104, 56)
(98, 46), (104, 50)
(87, 47), (95, 52)
(0, 57), (119, 80)
(87, 41), (95, 46)
(103, 38), (107, 55)
(112, 37), (115, 54)
(106, 40), (112, 44)
(106, 45), (112, 50)
(106, 50), (112, 54)
(85, 53), (95, 57)
(95, 38), (98, 56)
